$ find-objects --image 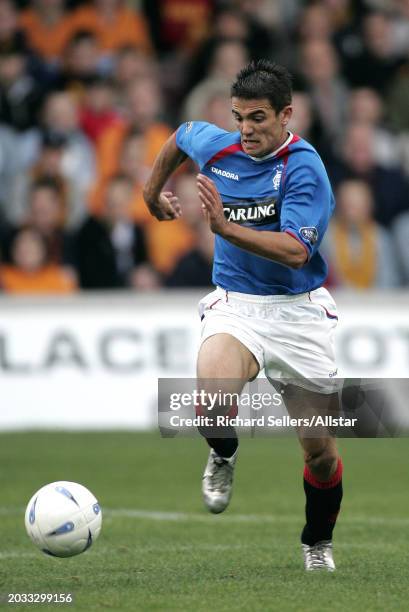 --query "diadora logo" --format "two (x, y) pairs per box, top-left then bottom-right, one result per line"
(223, 199), (277, 225)
(211, 166), (239, 181)
(272, 163), (284, 190)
